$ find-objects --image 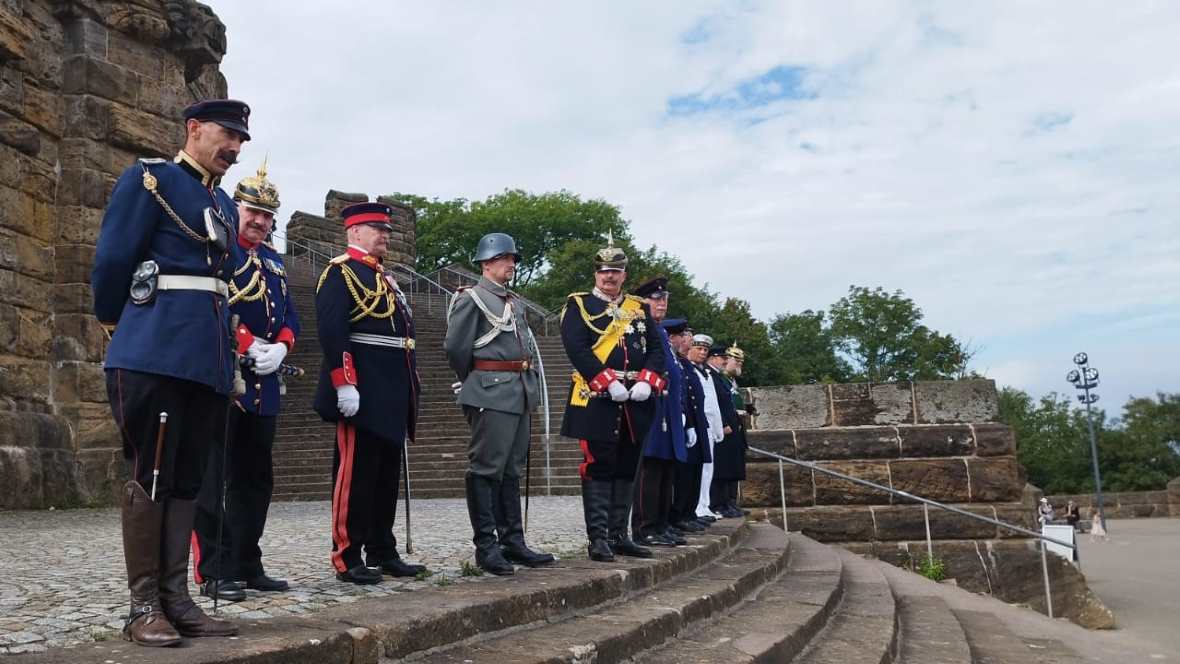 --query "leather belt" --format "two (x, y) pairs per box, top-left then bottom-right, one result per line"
(349, 333), (416, 350)
(157, 275), (228, 298)
(474, 359), (531, 372)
